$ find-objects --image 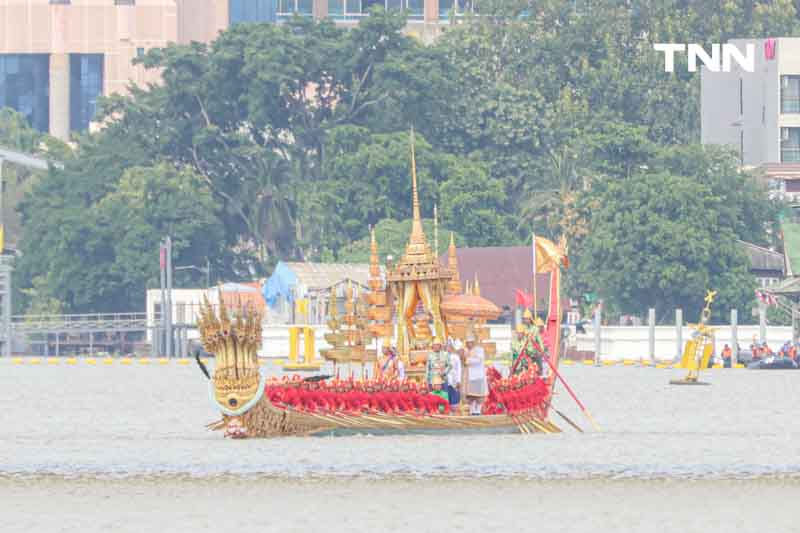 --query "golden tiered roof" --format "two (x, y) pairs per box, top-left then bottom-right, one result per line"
(386, 132), (452, 283)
